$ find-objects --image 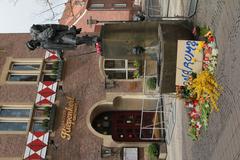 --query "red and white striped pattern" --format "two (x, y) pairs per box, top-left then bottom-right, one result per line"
(35, 81), (58, 105)
(24, 132), (49, 160)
